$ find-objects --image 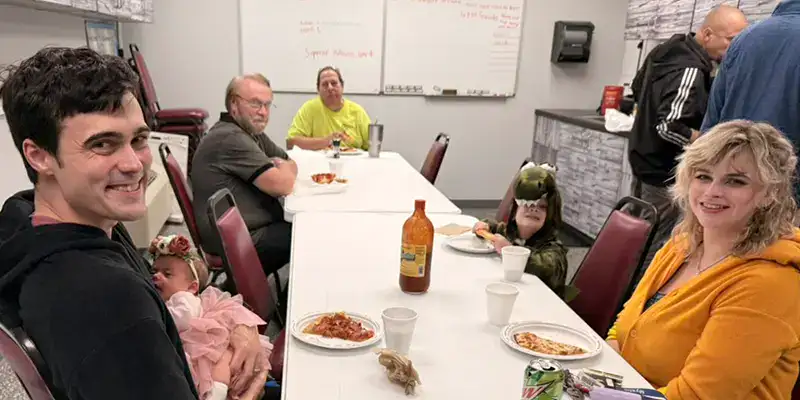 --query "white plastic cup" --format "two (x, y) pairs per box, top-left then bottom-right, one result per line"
(502, 246), (531, 282)
(329, 159), (344, 177)
(381, 307), (418, 355)
(485, 282), (519, 326)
